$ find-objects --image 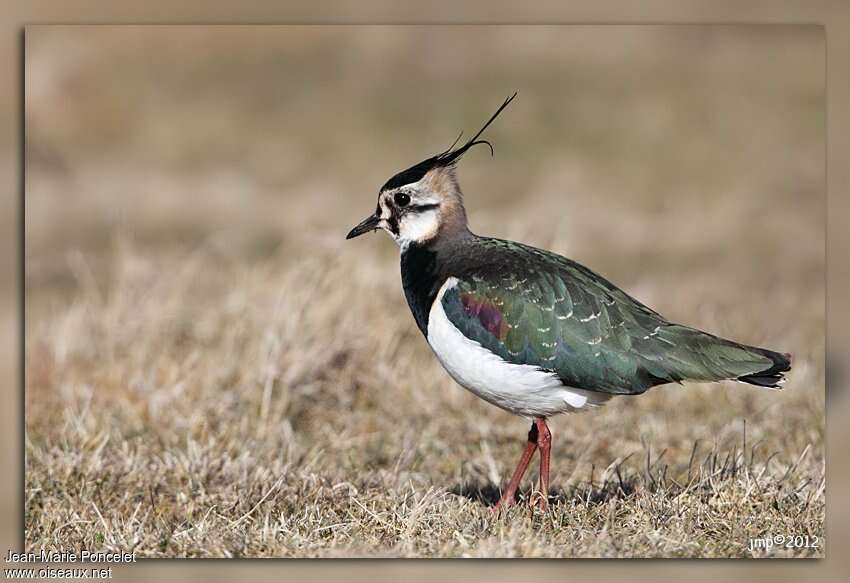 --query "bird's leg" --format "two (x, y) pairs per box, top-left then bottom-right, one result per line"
(532, 417), (552, 511)
(492, 422), (539, 511)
